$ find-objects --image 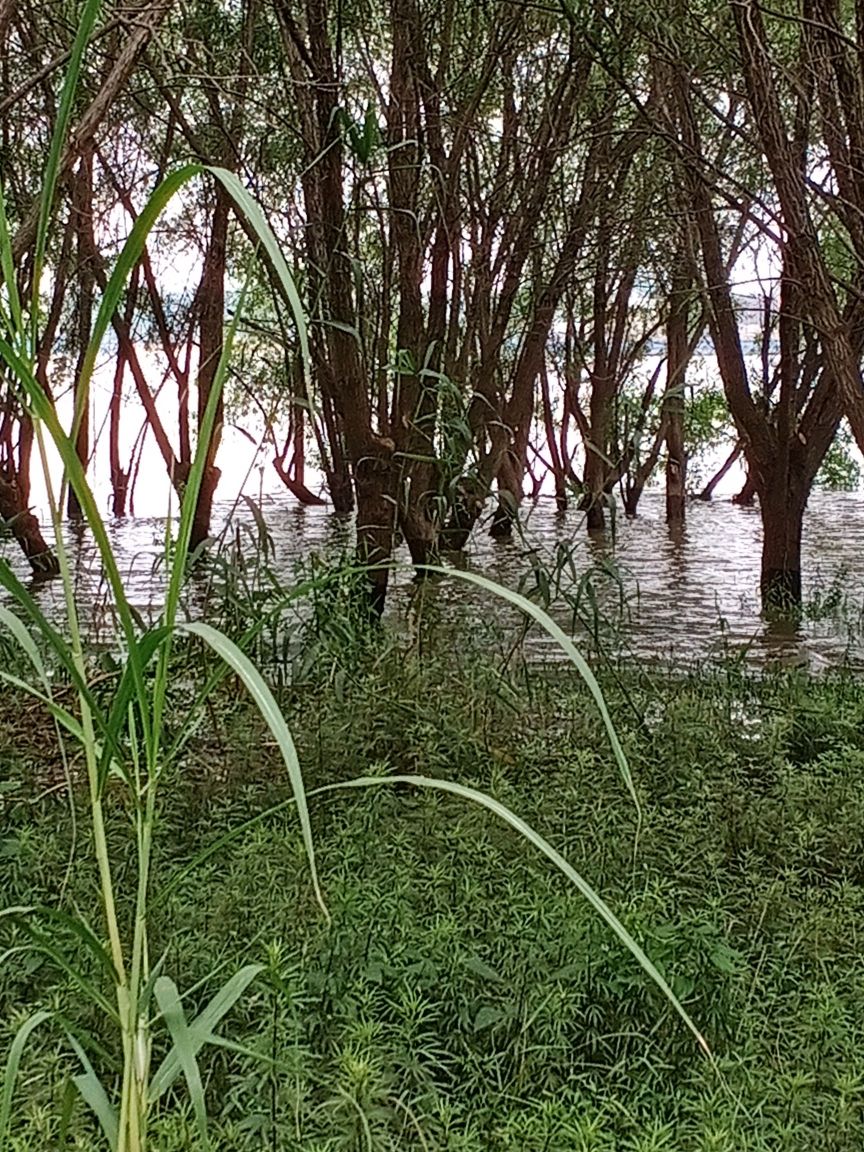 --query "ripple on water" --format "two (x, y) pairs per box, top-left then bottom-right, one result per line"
(1, 490), (862, 671)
